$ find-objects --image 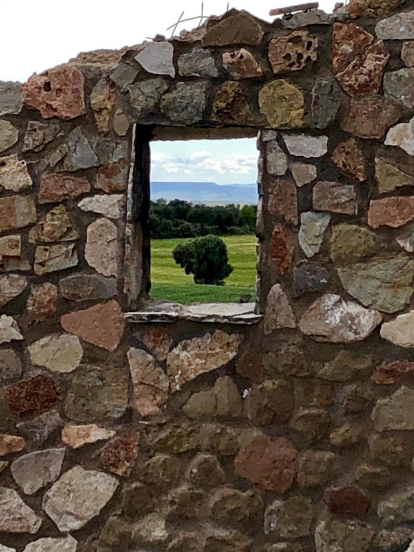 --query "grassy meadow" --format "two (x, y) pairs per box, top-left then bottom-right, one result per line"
(151, 235), (257, 304)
